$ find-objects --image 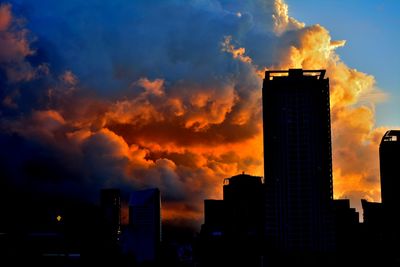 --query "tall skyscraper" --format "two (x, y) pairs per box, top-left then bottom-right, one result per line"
(126, 188), (161, 263)
(379, 130), (400, 249)
(380, 130), (400, 213)
(263, 69), (334, 252)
